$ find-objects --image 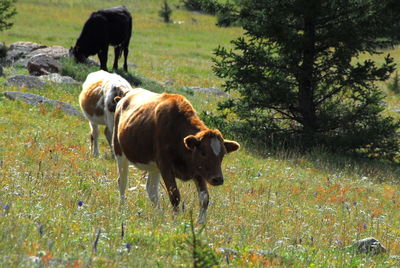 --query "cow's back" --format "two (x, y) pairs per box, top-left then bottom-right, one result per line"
(77, 6), (131, 52)
(114, 89), (204, 166)
(95, 6), (132, 46)
(115, 89), (159, 164)
(80, 70), (112, 122)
